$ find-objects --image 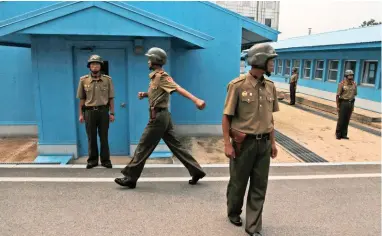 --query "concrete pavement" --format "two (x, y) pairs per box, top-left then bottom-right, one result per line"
(0, 164), (380, 236)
